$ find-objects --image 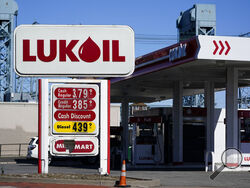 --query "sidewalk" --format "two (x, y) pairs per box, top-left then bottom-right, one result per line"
(0, 182), (108, 188)
(1, 170), (250, 188)
(0, 173), (160, 188)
